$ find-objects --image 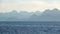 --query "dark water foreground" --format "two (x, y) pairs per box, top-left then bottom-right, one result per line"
(0, 21), (60, 34)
